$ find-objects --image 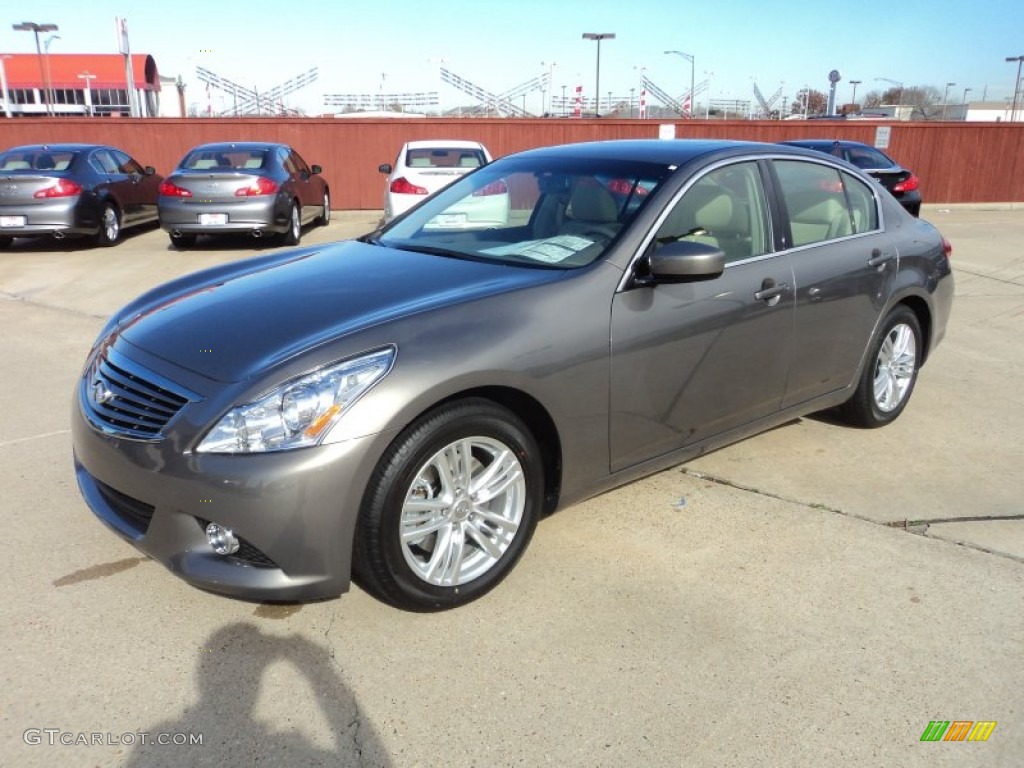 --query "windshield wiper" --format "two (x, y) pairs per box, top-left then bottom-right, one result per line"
(389, 242), (481, 261)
